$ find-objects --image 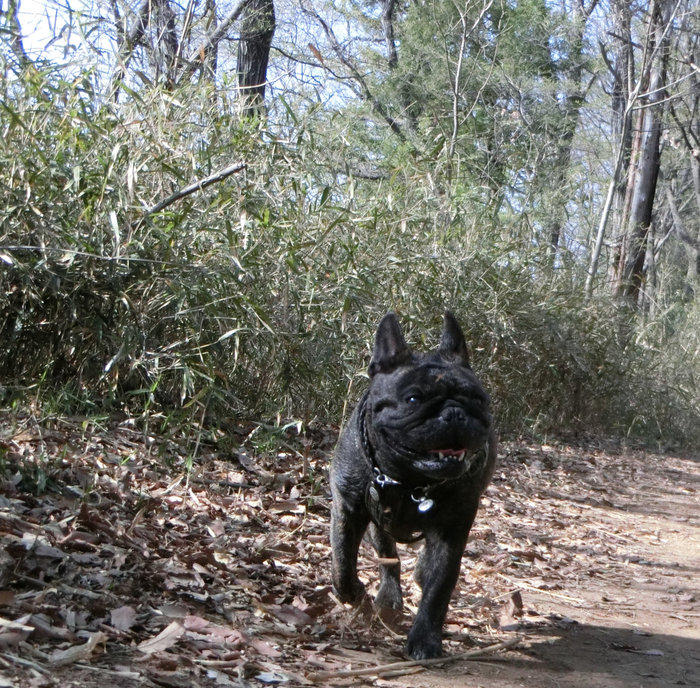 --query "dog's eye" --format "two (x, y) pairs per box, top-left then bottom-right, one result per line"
(406, 393), (423, 405)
